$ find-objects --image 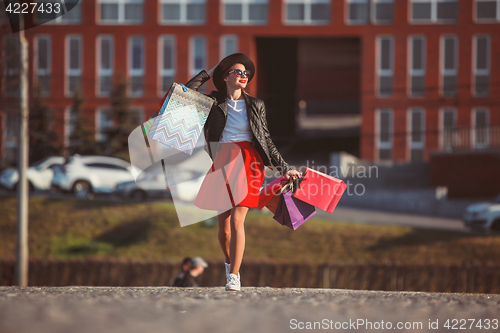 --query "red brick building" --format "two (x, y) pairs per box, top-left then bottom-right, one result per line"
(1, 0), (499, 164)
